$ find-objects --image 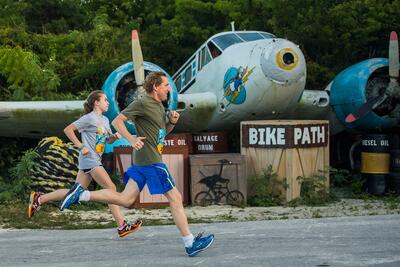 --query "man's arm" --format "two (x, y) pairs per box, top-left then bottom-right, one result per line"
(166, 111), (180, 134)
(112, 114), (145, 150)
